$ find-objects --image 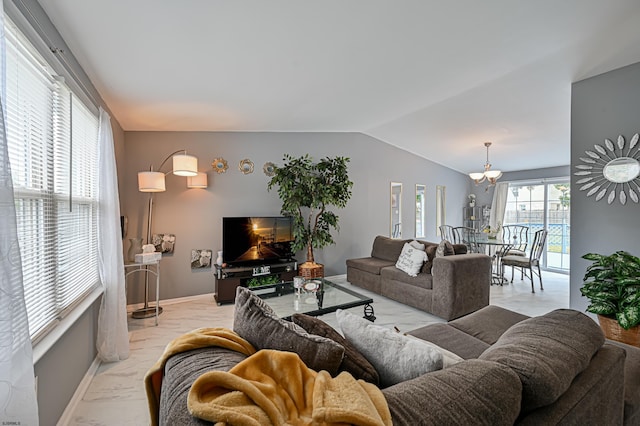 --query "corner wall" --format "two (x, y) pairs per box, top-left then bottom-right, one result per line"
(570, 61), (640, 313)
(121, 131), (469, 303)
